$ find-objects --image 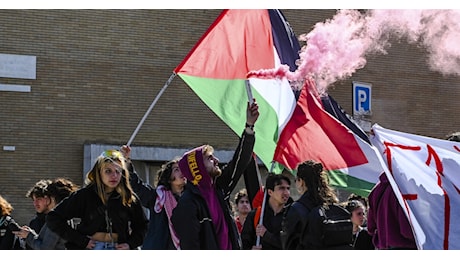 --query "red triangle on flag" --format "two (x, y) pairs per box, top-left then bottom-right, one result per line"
(174, 10), (276, 80)
(273, 79), (369, 171)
